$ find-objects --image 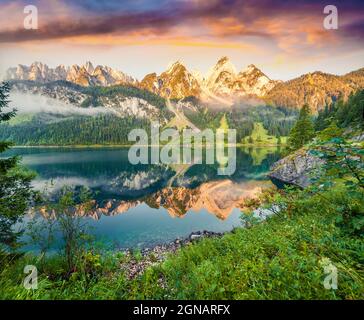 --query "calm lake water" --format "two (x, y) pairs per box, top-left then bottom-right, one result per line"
(4, 147), (281, 250)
